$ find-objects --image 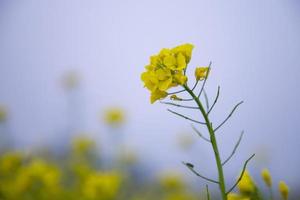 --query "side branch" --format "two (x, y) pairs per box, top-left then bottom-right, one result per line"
(183, 162), (219, 184)
(160, 101), (198, 109)
(222, 131), (244, 166)
(167, 109), (206, 125)
(191, 80), (199, 91)
(214, 101), (243, 132)
(203, 90), (210, 111)
(207, 86), (220, 115)
(226, 154), (256, 194)
(197, 62), (212, 98)
(191, 124), (211, 143)
(168, 89), (185, 95)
